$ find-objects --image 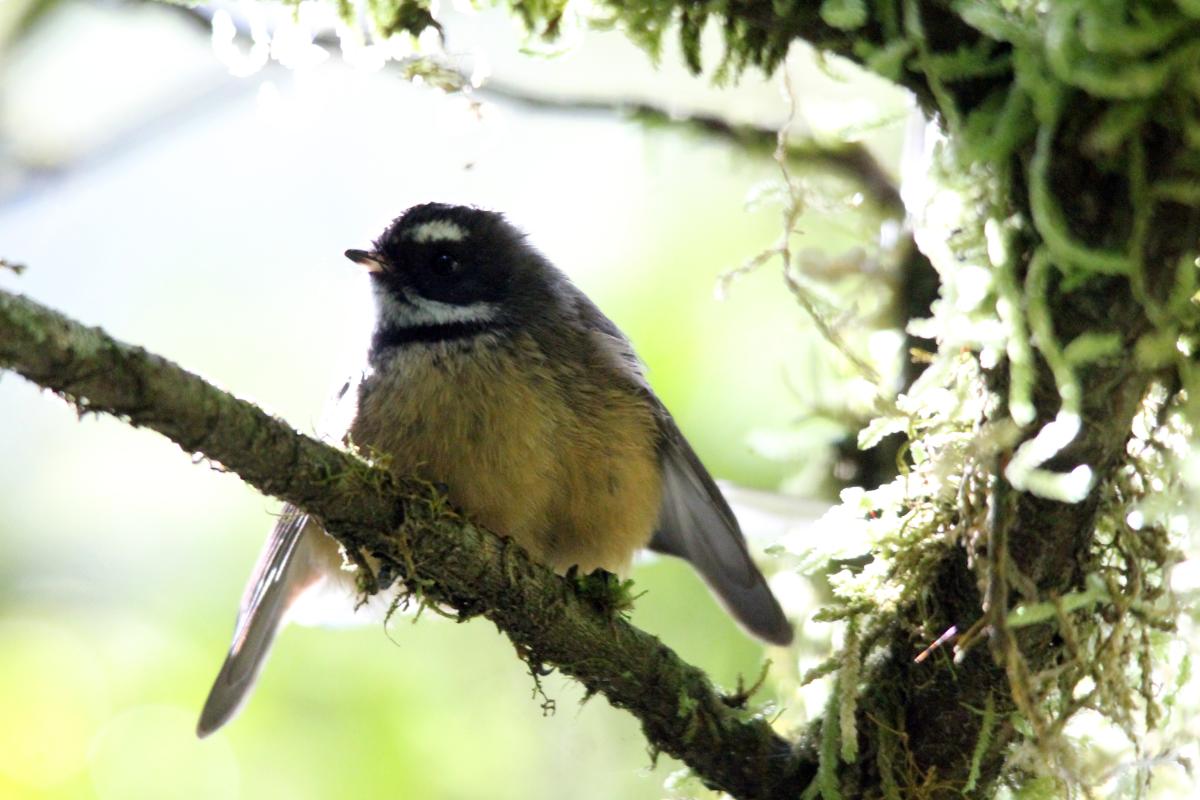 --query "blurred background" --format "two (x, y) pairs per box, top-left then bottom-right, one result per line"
(0, 3), (912, 798)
